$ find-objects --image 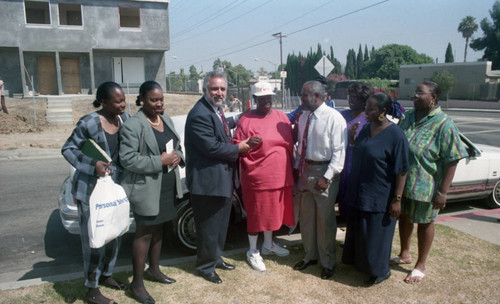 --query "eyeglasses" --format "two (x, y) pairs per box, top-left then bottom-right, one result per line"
(414, 91), (432, 96)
